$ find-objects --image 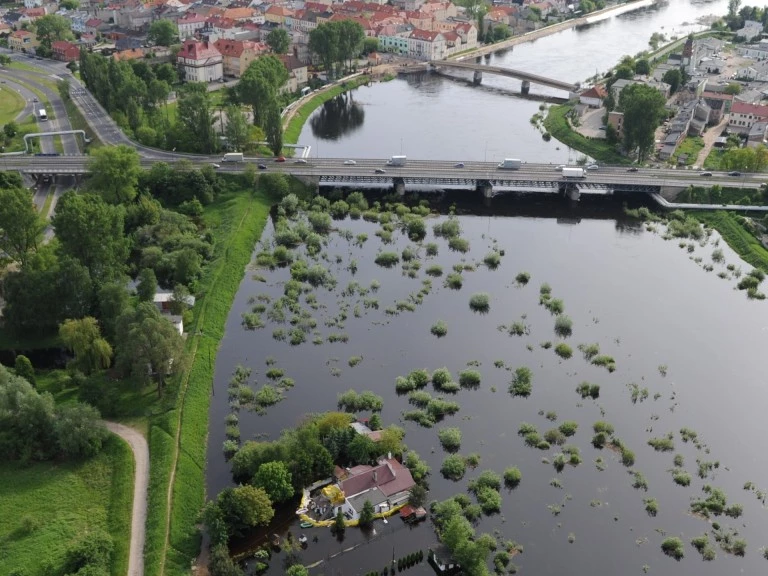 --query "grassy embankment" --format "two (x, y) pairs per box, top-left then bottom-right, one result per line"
(694, 211), (768, 273)
(673, 136), (704, 166)
(0, 85), (25, 125)
(543, 103), (629, 165)
(145, 183), (273, 576)
(283, 75), (371, 145)
(0, 435), (134, 576)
